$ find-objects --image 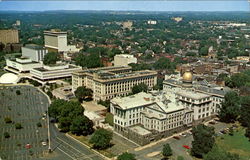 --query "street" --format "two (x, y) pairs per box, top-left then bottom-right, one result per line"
(132, 121), (231, 160)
